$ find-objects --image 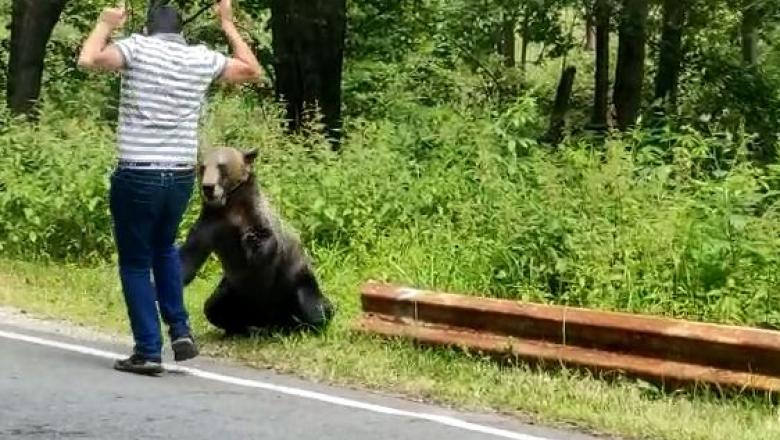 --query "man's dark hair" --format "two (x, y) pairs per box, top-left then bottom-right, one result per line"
(146, 4), (183, 35)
